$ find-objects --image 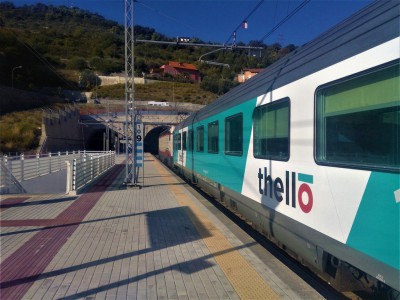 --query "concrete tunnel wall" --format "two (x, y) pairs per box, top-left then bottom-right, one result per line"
(83, 123), (171, 154)
(43, 112), (171, 154)
(144, 125), (170, 155)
